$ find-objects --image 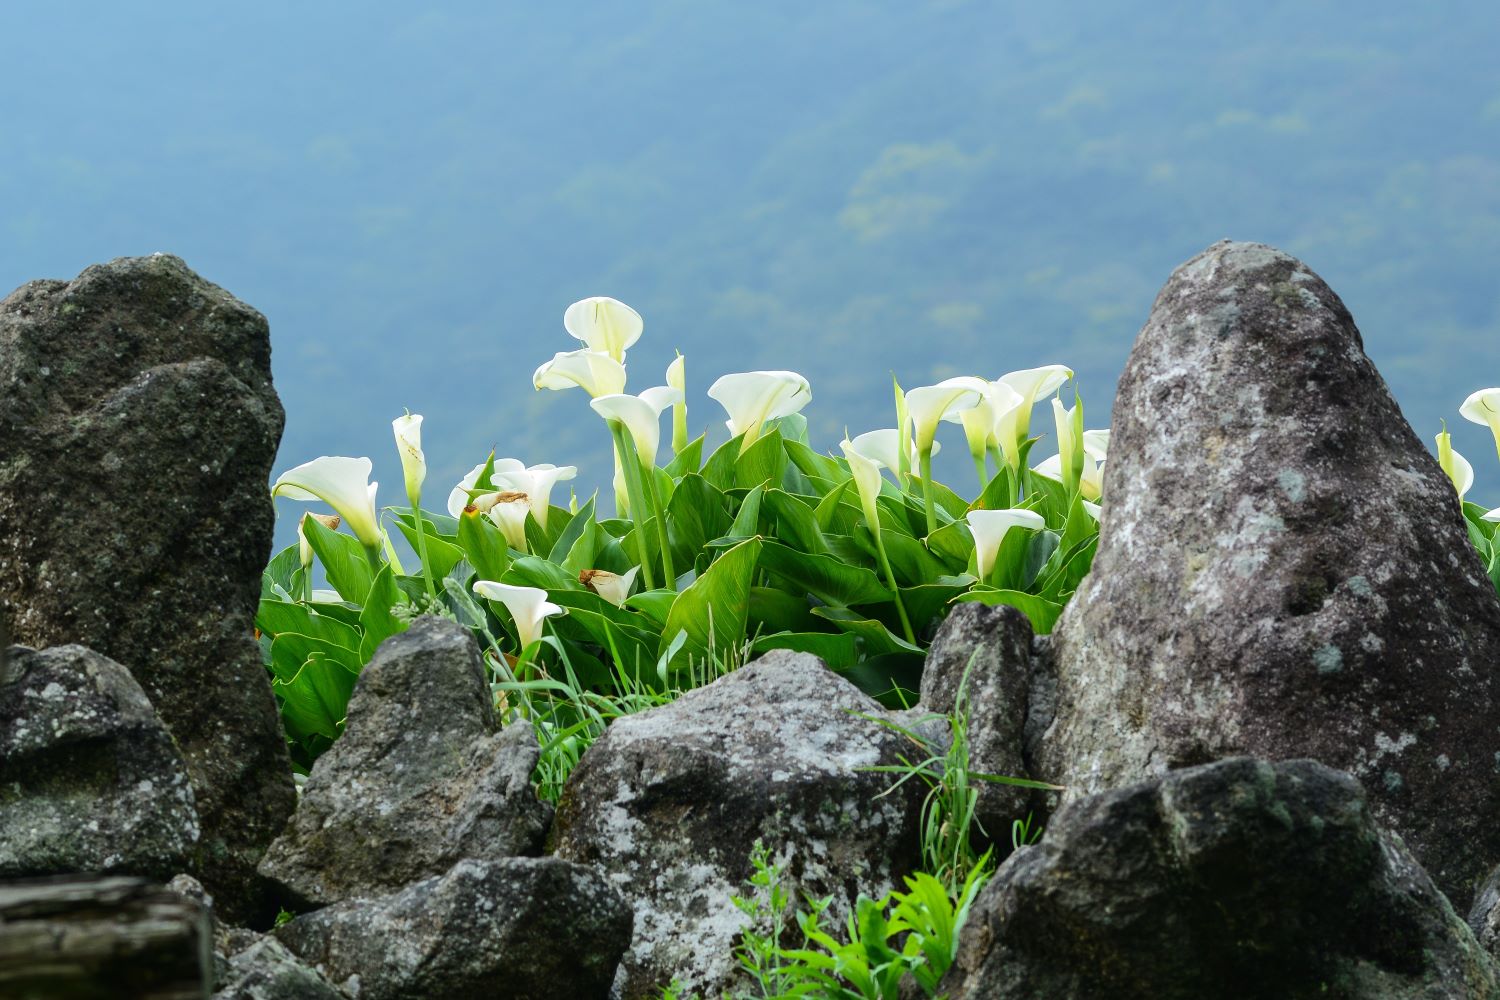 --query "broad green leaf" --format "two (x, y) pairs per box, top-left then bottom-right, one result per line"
(667, 475), (731, 561)
(273, 651), (357, 744)
(812, 606), (922, 655)
(503, 555), (584, 593)
(879, 529), (949, 583)
(727, 483), (765, 539)
(813, 479), (860, 534)
(839, 651), (924, 709)
(957, 587), (1066, 634)
(268, 632), (361, 683)
(392, 509), (459, 539)
(925, 519), (974, 571)
(700, 434), (743, 491)
(748, 585), (820, 633)
(303, 515), (375, 604)
(256, 599), (362, 650)
(263, 543), (303, 597)
(758, 540), (890, 607)
(751, 631), (859, 669)
(456, 509), (512, 582)
(768, 412), (809, 444)
(784, 438), (848, 483)
(660, 537), (763, 666)
(735, 428), (787, 490)
(905, 475), (968, 520)
(970, 466), (1017, 511)
(394, 517), (466, 580)
(547, 495), (598, 564)
(665, 434), (705, 477)
(896, 582), (969, 631)
(358, 565), (408, 660)
(626, 588), (677, 630)
(763, 489), (828, 554)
